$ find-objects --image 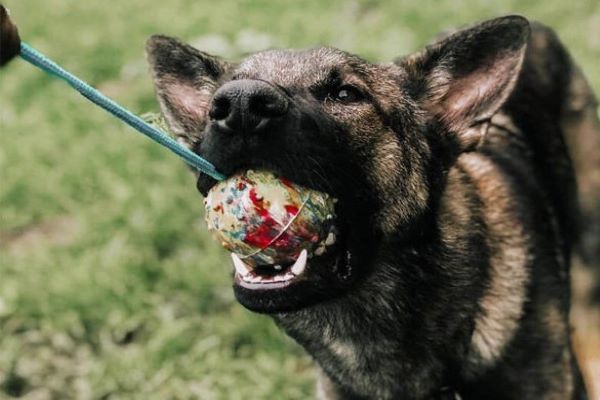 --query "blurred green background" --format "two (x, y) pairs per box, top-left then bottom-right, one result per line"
(0, 0), (598, 398)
